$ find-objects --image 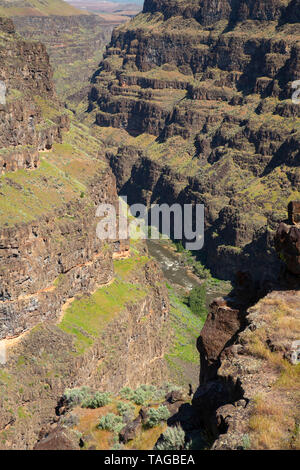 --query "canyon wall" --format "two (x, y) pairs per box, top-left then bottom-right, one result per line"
(0, 17), (116, 338)
(0, 17), (170, 449)
(86, 0), (300, 280)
